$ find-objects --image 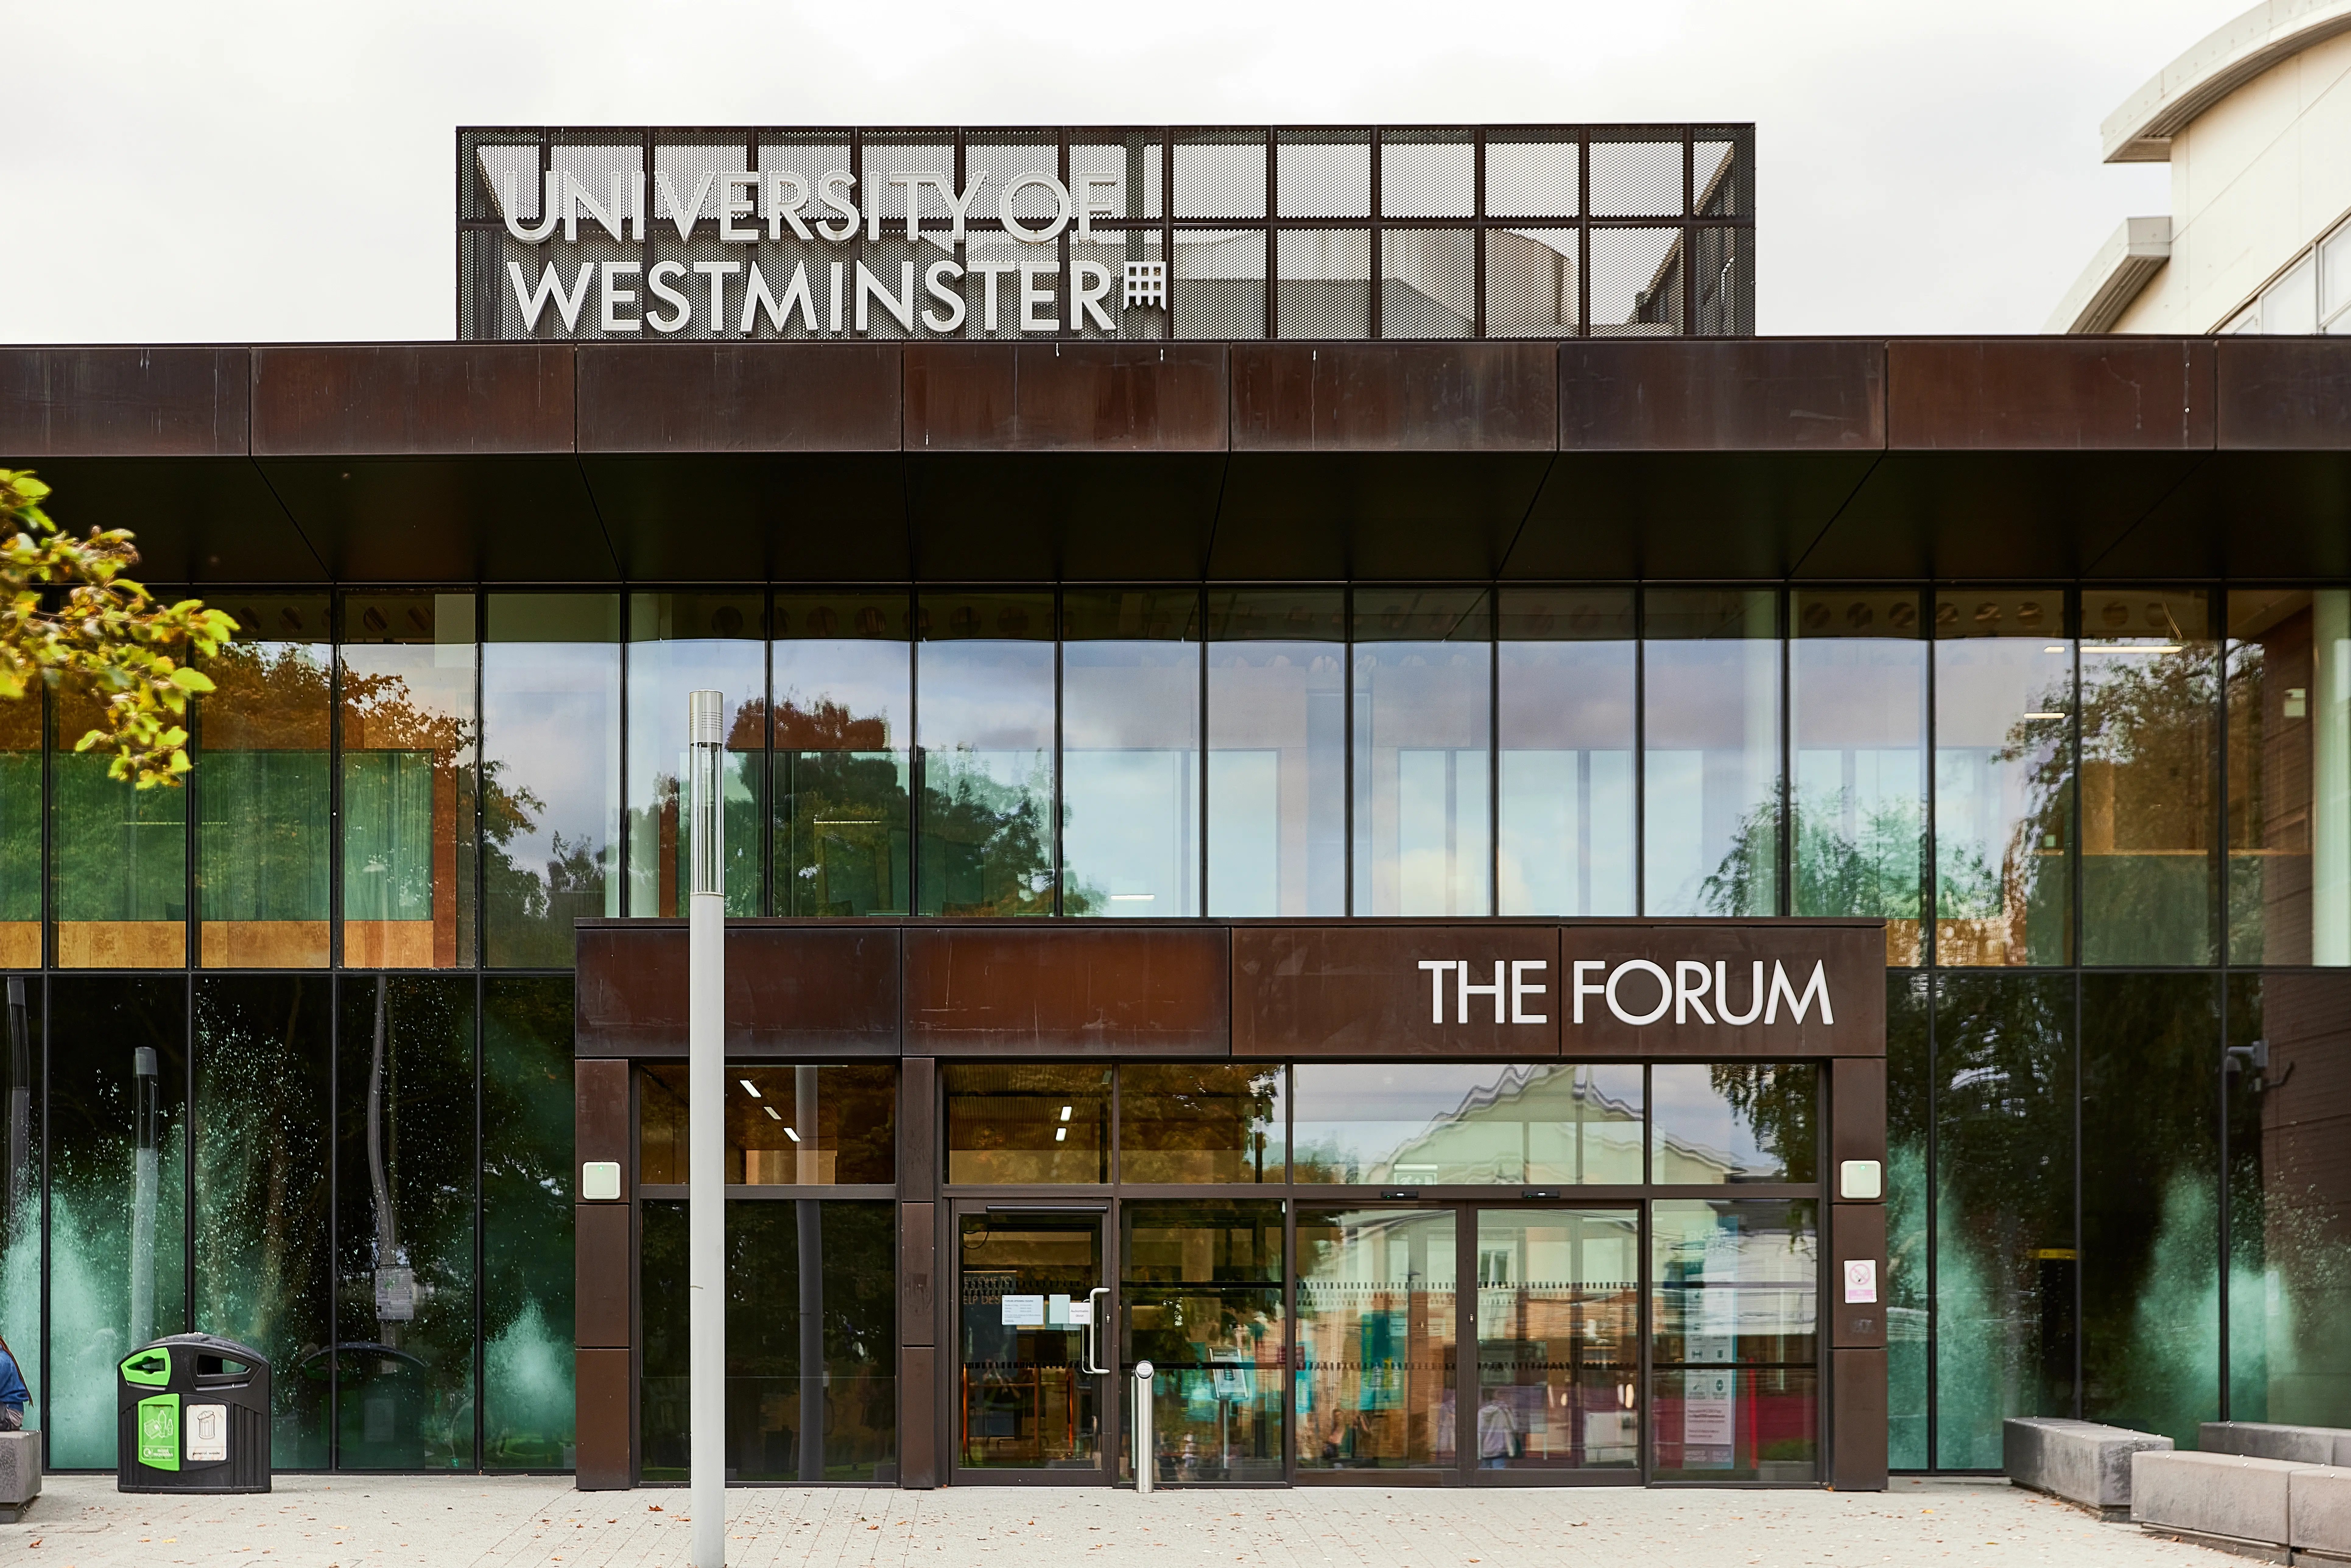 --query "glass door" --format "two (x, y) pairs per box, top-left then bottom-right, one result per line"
(955, 1207), (1112, 1482)
(1470, 1207), (1642, 1478)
